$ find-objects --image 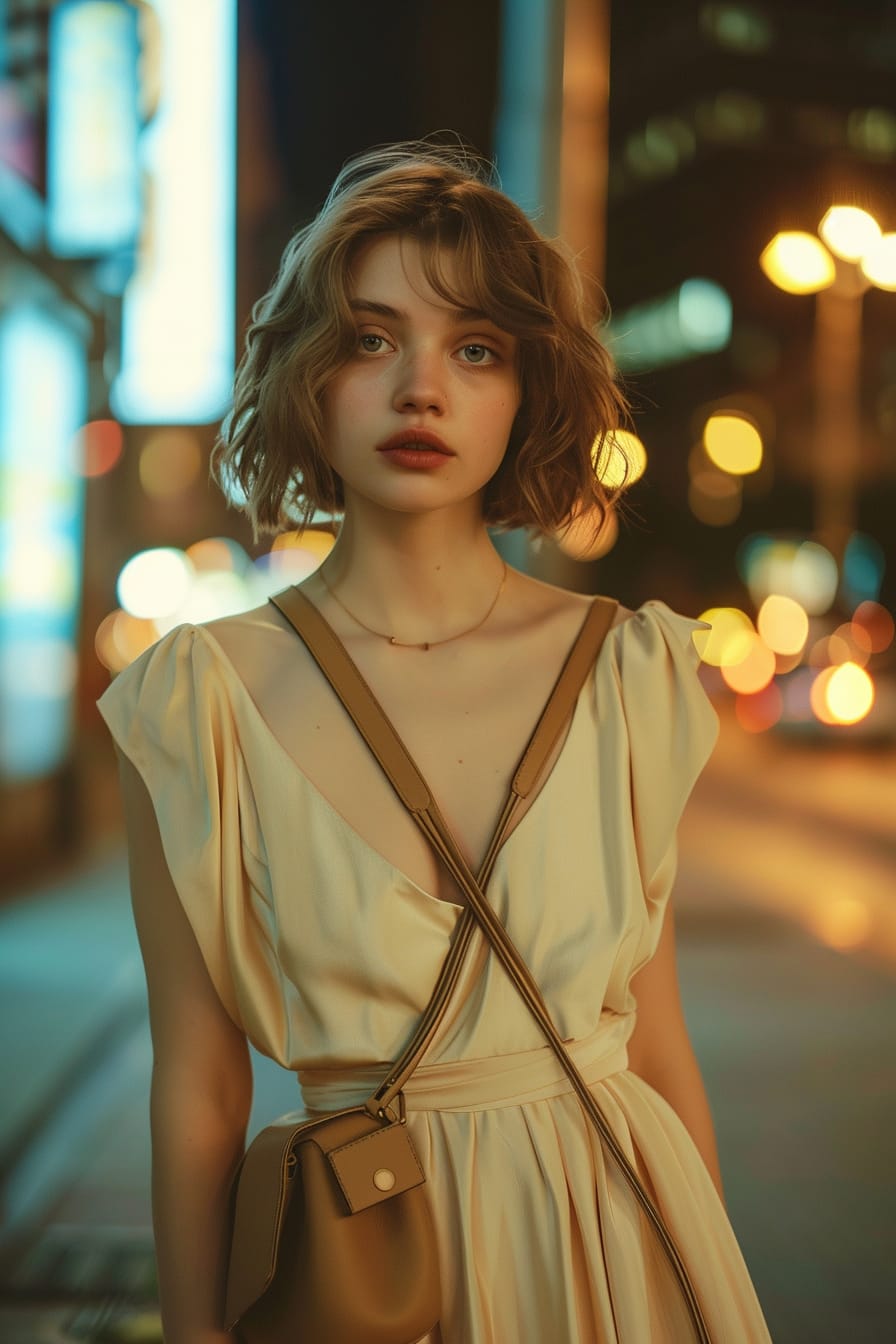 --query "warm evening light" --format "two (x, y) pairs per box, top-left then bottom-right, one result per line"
(720, 631), (777, 694)
(555, 506), (619, 561)
(703, 412), (763, 474)
(808, 897), (872, 952)
(860, 232), (896, 290)
(735, 681), (783, 734)
(756, 595), (809, 656)
(139, 429), (202, 499)
(593, 429), (647, 489)
(810, 662), (875, 725)
(759, 232), (835, 294)
(688, 472), (742, 526)
(828, 623), (872, 668)
(818, 206), (881, 263)
(694, 607), (755, 666)
(272, 529), (337, 562)
(852, 601), (895, 652)
(95, 608), (161, 673)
